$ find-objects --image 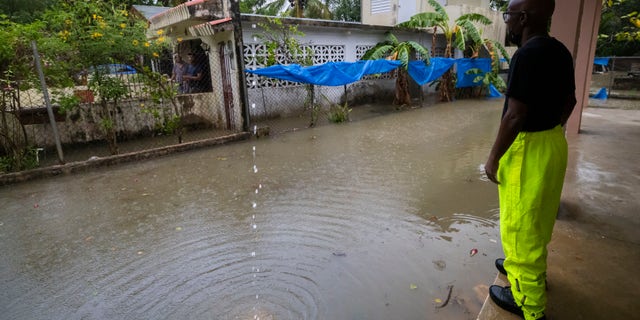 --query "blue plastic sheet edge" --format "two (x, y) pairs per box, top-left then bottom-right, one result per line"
(246, 58), (497, 88)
